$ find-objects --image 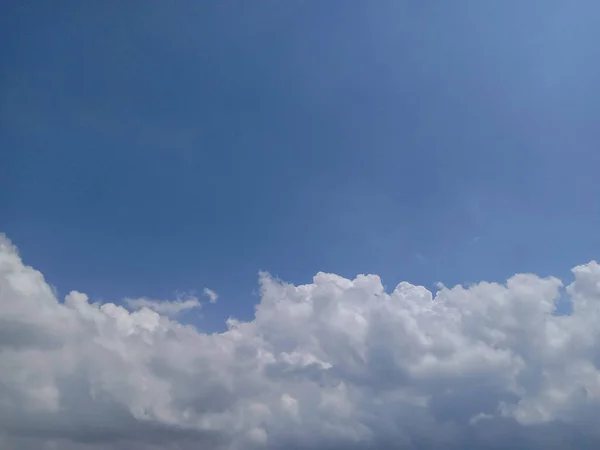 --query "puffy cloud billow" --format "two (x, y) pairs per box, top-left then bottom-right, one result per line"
(2, 234), (600, 449)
